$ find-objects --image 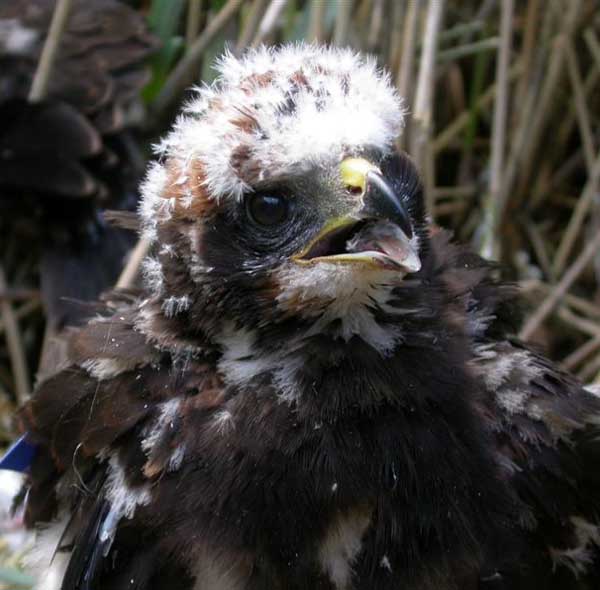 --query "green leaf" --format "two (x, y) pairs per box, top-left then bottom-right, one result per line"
(146, 0), (187, 96)
(148, 0), (187, 43)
